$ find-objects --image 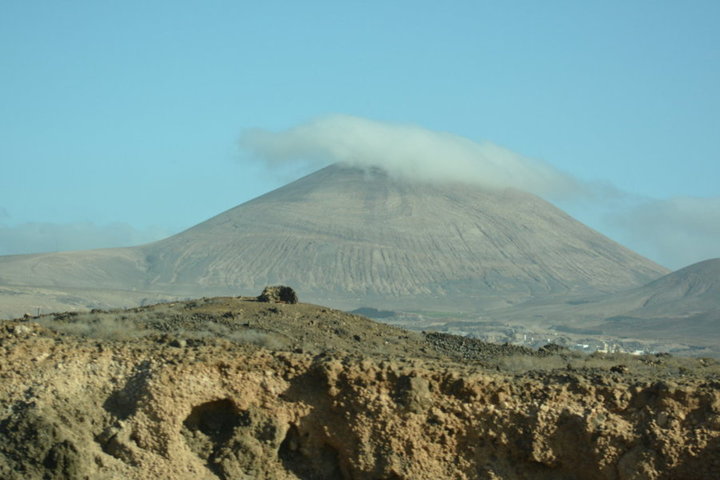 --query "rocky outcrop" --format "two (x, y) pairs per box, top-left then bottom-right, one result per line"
(257, 286), (299, 304)
(0, 298), (718, 479)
